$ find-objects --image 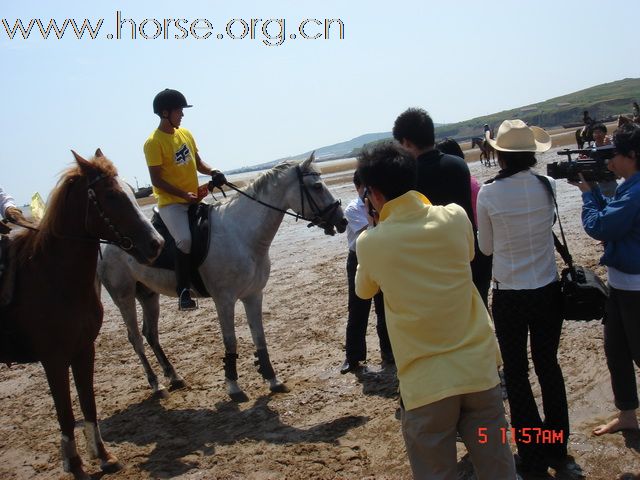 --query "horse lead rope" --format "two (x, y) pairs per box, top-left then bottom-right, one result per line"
(221, 166), (341, 228)
(223, 182), (309, 222)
